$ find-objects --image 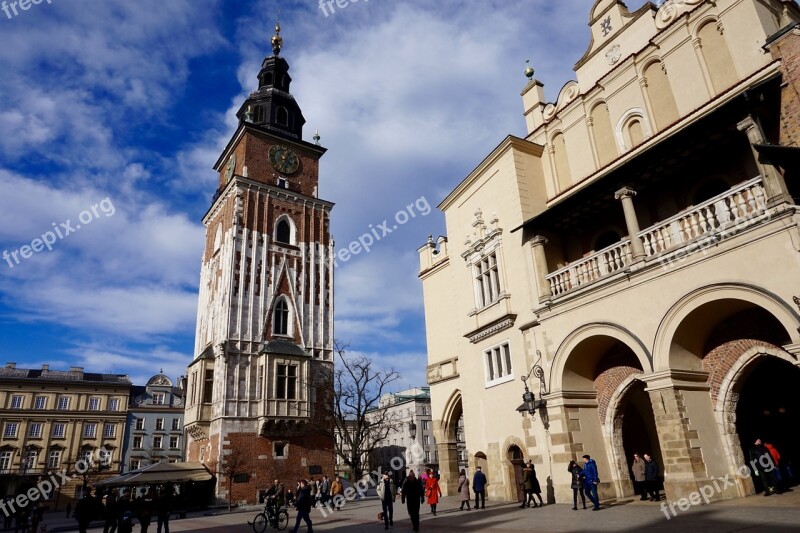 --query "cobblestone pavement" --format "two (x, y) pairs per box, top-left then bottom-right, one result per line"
(36, 489), (800, 532)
